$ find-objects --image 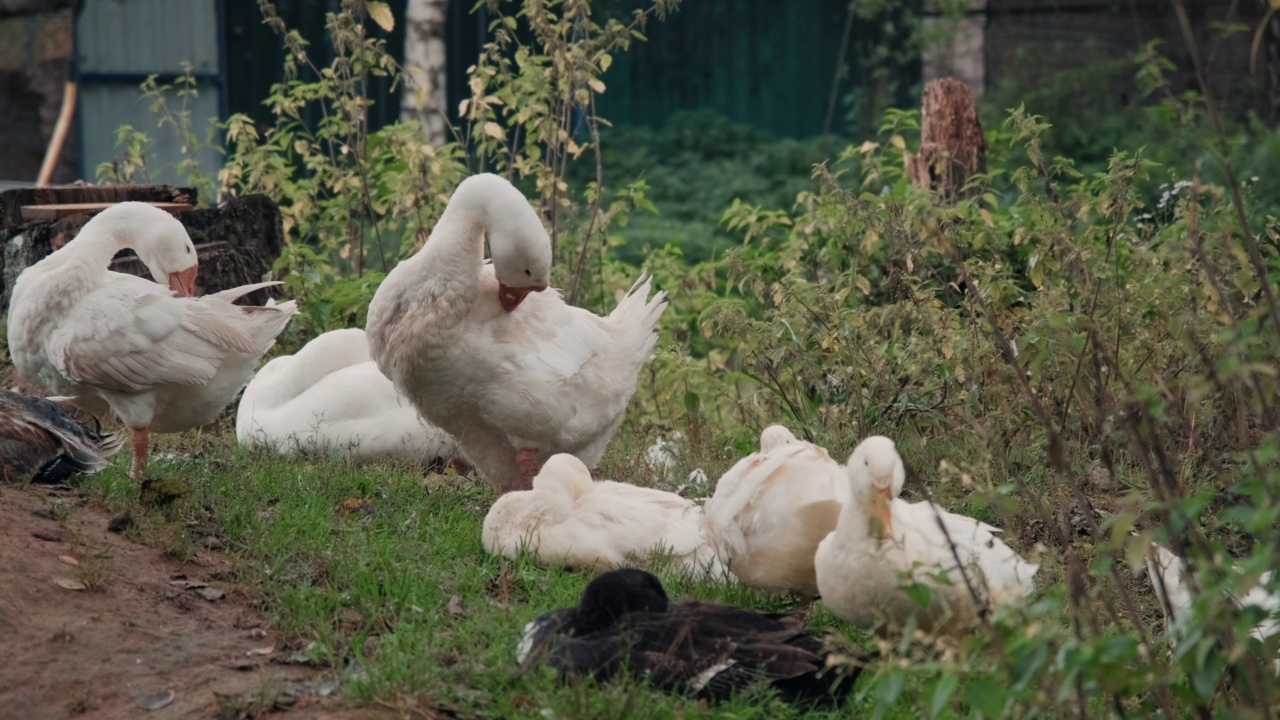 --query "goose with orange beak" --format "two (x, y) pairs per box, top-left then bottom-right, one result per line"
(814, 436), (1038, 634)
(7, 202), (297, 480)
(367, 173), (667, 492)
